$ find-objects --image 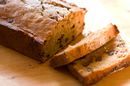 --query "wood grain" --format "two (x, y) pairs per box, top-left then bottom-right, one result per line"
(0, 0), (130, 86)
